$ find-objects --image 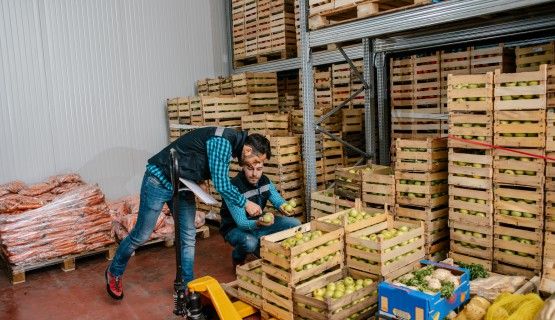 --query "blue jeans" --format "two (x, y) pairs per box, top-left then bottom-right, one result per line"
(109, 171), (197, 284)
(224, 216), (301, 262)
